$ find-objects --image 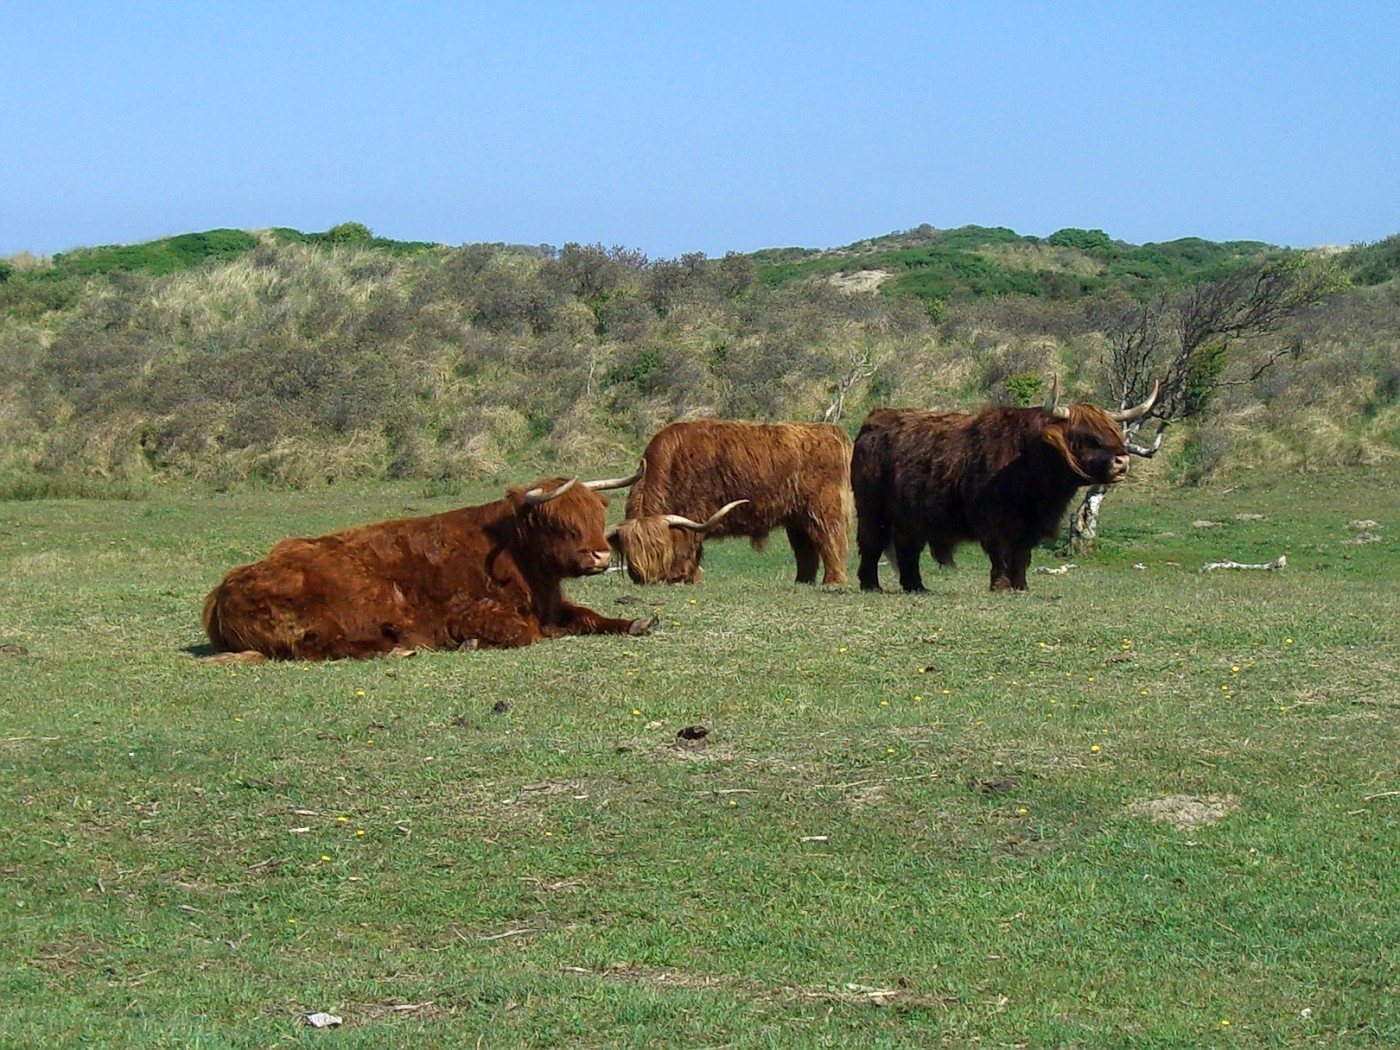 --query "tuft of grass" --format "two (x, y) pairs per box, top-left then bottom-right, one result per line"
(1, 466), (1397, 1047)
(0, 473), (149, 500)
